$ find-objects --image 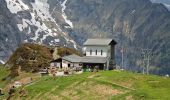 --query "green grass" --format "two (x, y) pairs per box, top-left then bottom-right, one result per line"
(0, 67), (170, 100)
(0, 65), (10, 88)
(0, 65), (10, 99)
